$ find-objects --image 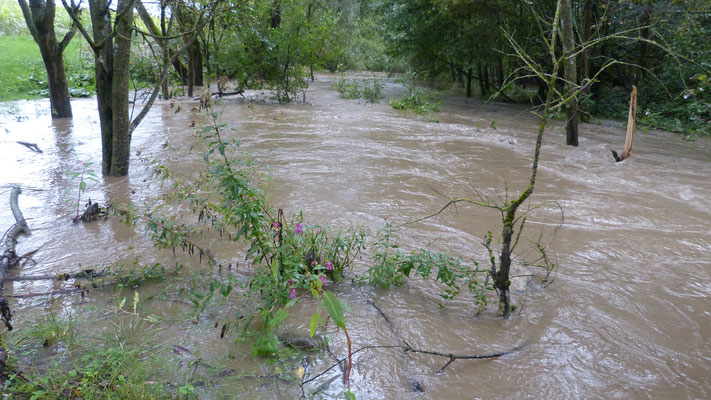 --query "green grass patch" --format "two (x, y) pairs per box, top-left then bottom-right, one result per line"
(0, 34), (94, 101)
